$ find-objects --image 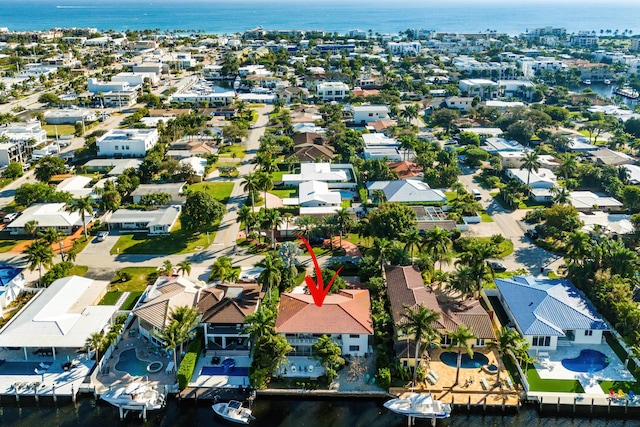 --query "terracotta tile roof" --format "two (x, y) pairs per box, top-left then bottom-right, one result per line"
(369, 119), (396, 132)
(197, 283), (262, 325)
(275, 290), (373, 335)
(387, 161), (424, 179)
